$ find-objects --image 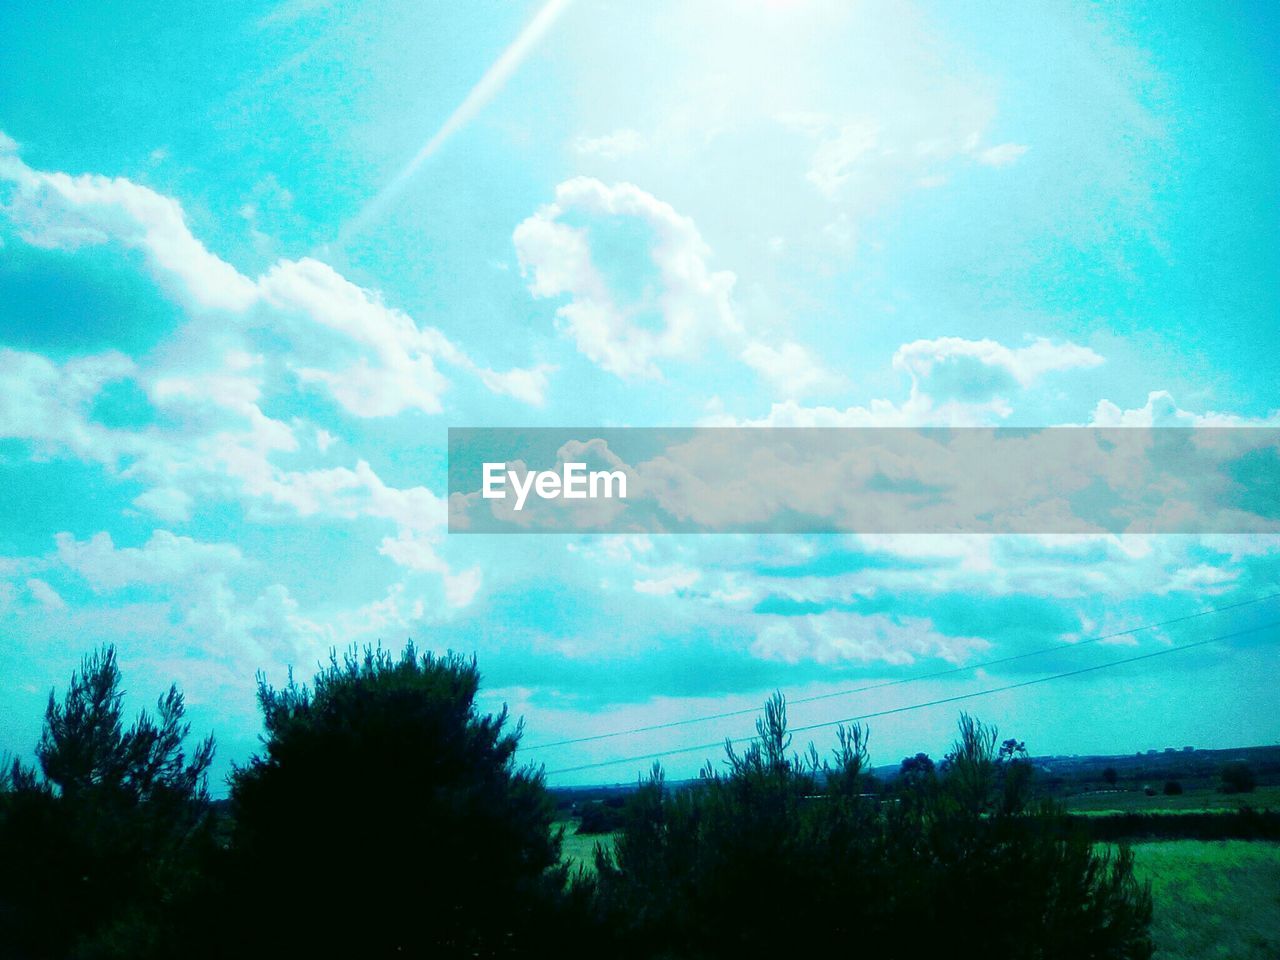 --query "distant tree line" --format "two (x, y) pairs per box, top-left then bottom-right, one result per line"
(0, 643), (1160, 959)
